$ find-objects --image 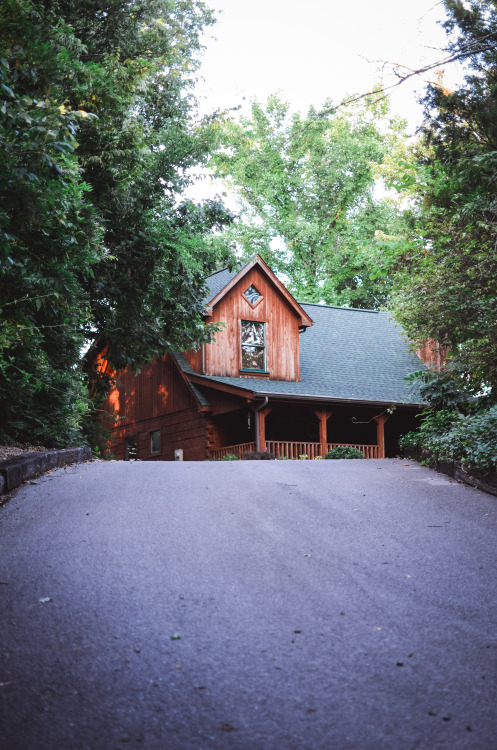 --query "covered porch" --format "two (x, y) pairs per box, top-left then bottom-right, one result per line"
(206, 399), (412, 460)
